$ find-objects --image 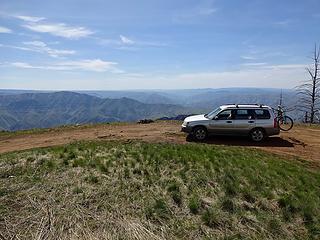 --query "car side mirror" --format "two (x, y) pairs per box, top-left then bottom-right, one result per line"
(213, 116), (219, 120)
